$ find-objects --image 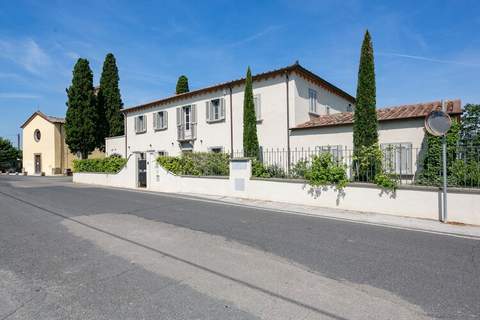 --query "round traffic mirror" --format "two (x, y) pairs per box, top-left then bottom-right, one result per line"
(425, 110), (451, 136)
